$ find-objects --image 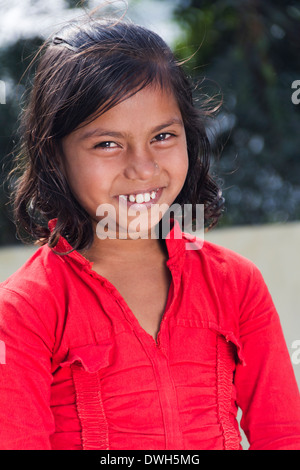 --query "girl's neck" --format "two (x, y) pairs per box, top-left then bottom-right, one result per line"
(80, 235), (169, 266)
